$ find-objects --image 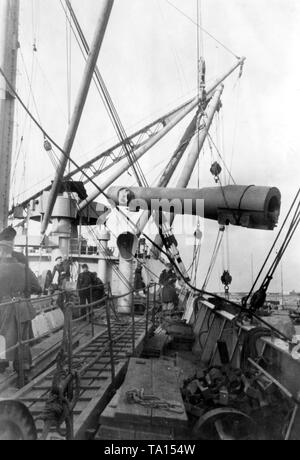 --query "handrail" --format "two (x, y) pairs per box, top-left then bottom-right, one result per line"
(0, 284), (109, 308)
(0, 281), (158, 307)
(0, 283), (158, 397)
